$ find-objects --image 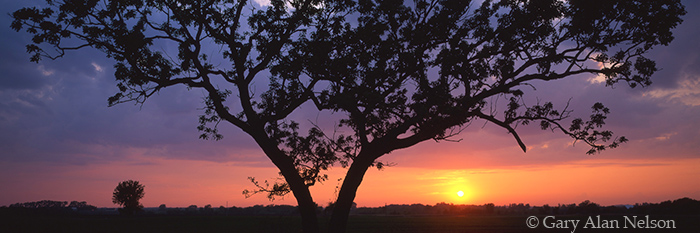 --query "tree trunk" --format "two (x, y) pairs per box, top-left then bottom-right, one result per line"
(293, 184), (319, 233)
(272, 157), (320, 233)
(253, 133), (320, 233)
(328, 155), (375, 233)
(272, 155), (320, 233)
